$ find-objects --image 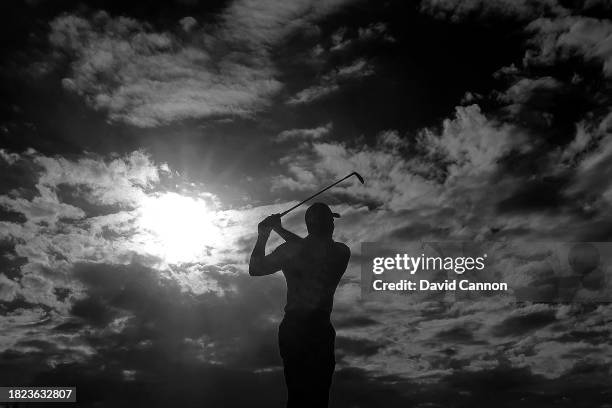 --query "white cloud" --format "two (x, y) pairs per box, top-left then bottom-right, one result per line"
(0, 193), (85, 226)
(336, 58), (375, 77)
(0, 274), (19, 302)
(286, 83), (340, 105)
(287, 58), (375, 104)
(50, 12), (280, 127)
(49, 0), (356, 127)
(274, 105), (524, 211)
(330, 26), (351, 51)
(275, 122), (332, 142)
(34, 150), (159, 206)
(418, 105), (527, 181)
(500, 76), (562, 104)
(525, 16), (612, 77)
(271, 102), (612, 246)
(0, 149), (20, 164)
(568, 132), (612, 204)
(179, 16), (197, 32)
(0, 151), (164, 311)
(271, 164), (318, 191)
